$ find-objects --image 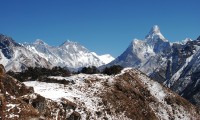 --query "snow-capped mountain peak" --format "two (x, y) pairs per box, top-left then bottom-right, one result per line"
(23, 39), (114, 69)
(34, 39), (48, 46)
(60, 40), (78, 46)
(181, 38), (192, 44)
(108, 25), (170, 70)
(59, 40), (89, 54)
(0, 33), (114, 71)
(92, 52), (115, 64)
(0, 34), (19, 47)
(145, 25), (167, 42)
(150, 25), (160, 34)
(0, 34), (51, 72)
